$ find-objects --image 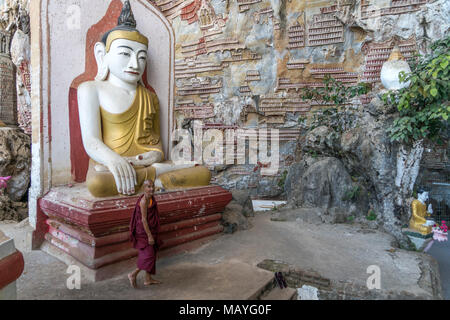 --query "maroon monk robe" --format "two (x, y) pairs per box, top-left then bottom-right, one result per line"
(129, 194), (163, 274)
